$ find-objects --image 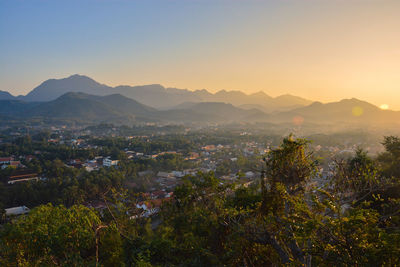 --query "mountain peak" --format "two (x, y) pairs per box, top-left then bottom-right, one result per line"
(22, 75), (111, 102)
(340, 97), (362, 103)
(18, 74), (315, 110)
(68, 74), (88, 78)
(309, 101), (324, 107)
(63, 74), (102, 84)
(251, 91), (270, 97)
(338, 98), (376, 107)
